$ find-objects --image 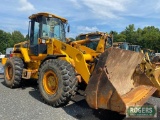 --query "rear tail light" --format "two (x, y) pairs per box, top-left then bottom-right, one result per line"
(10, 53), (13, 57)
